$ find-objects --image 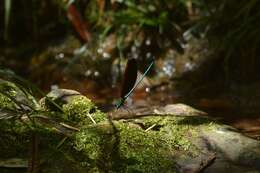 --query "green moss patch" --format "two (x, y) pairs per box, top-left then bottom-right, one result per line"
(71, 116), (206, 173)
(62, 96), (107, 125)
(0, 80), (19, 109)
(0, 85), (221, 173)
